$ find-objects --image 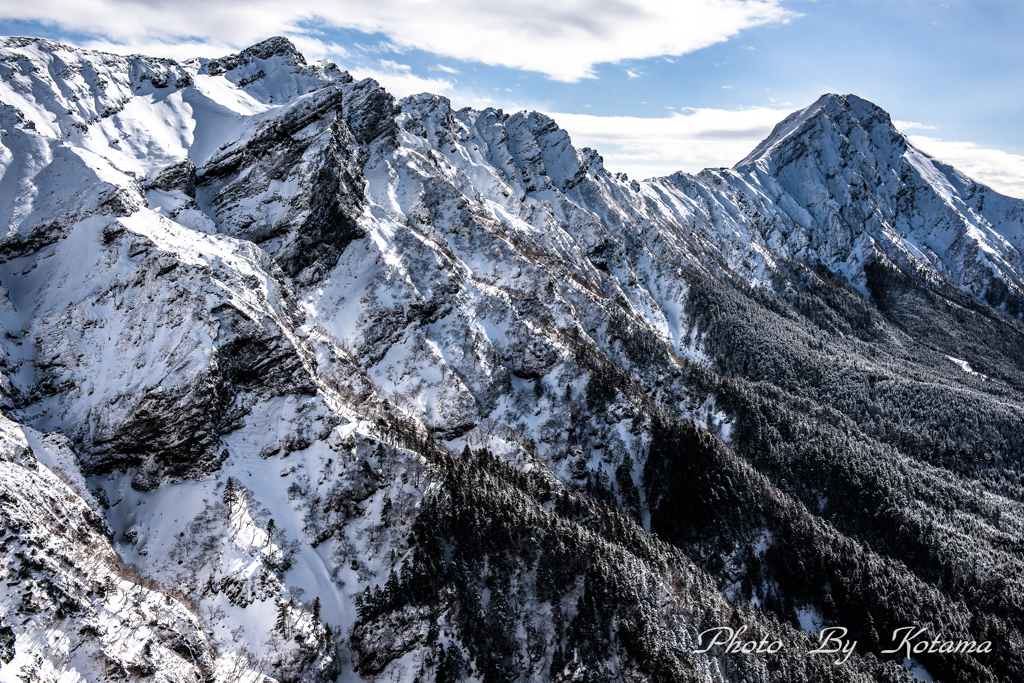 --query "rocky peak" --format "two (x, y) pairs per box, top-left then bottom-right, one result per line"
(398, 92), (458, 145)
(451, 108), (582, 196)
(340, 77), (399, 152)
(204, 35), (307, 76)
(736, 93), (903, 171)
(723, 92), (1024, 306)
(199, 36), (341, 105)
(239, 36), (307, 64)
(515, 111), (582, 192)
(577, 147), (606, 174)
